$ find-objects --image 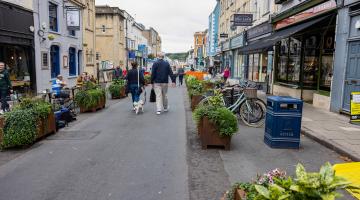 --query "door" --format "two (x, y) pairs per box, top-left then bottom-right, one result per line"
(50, 45), (60, 78)
(343, 41), (360, 111)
